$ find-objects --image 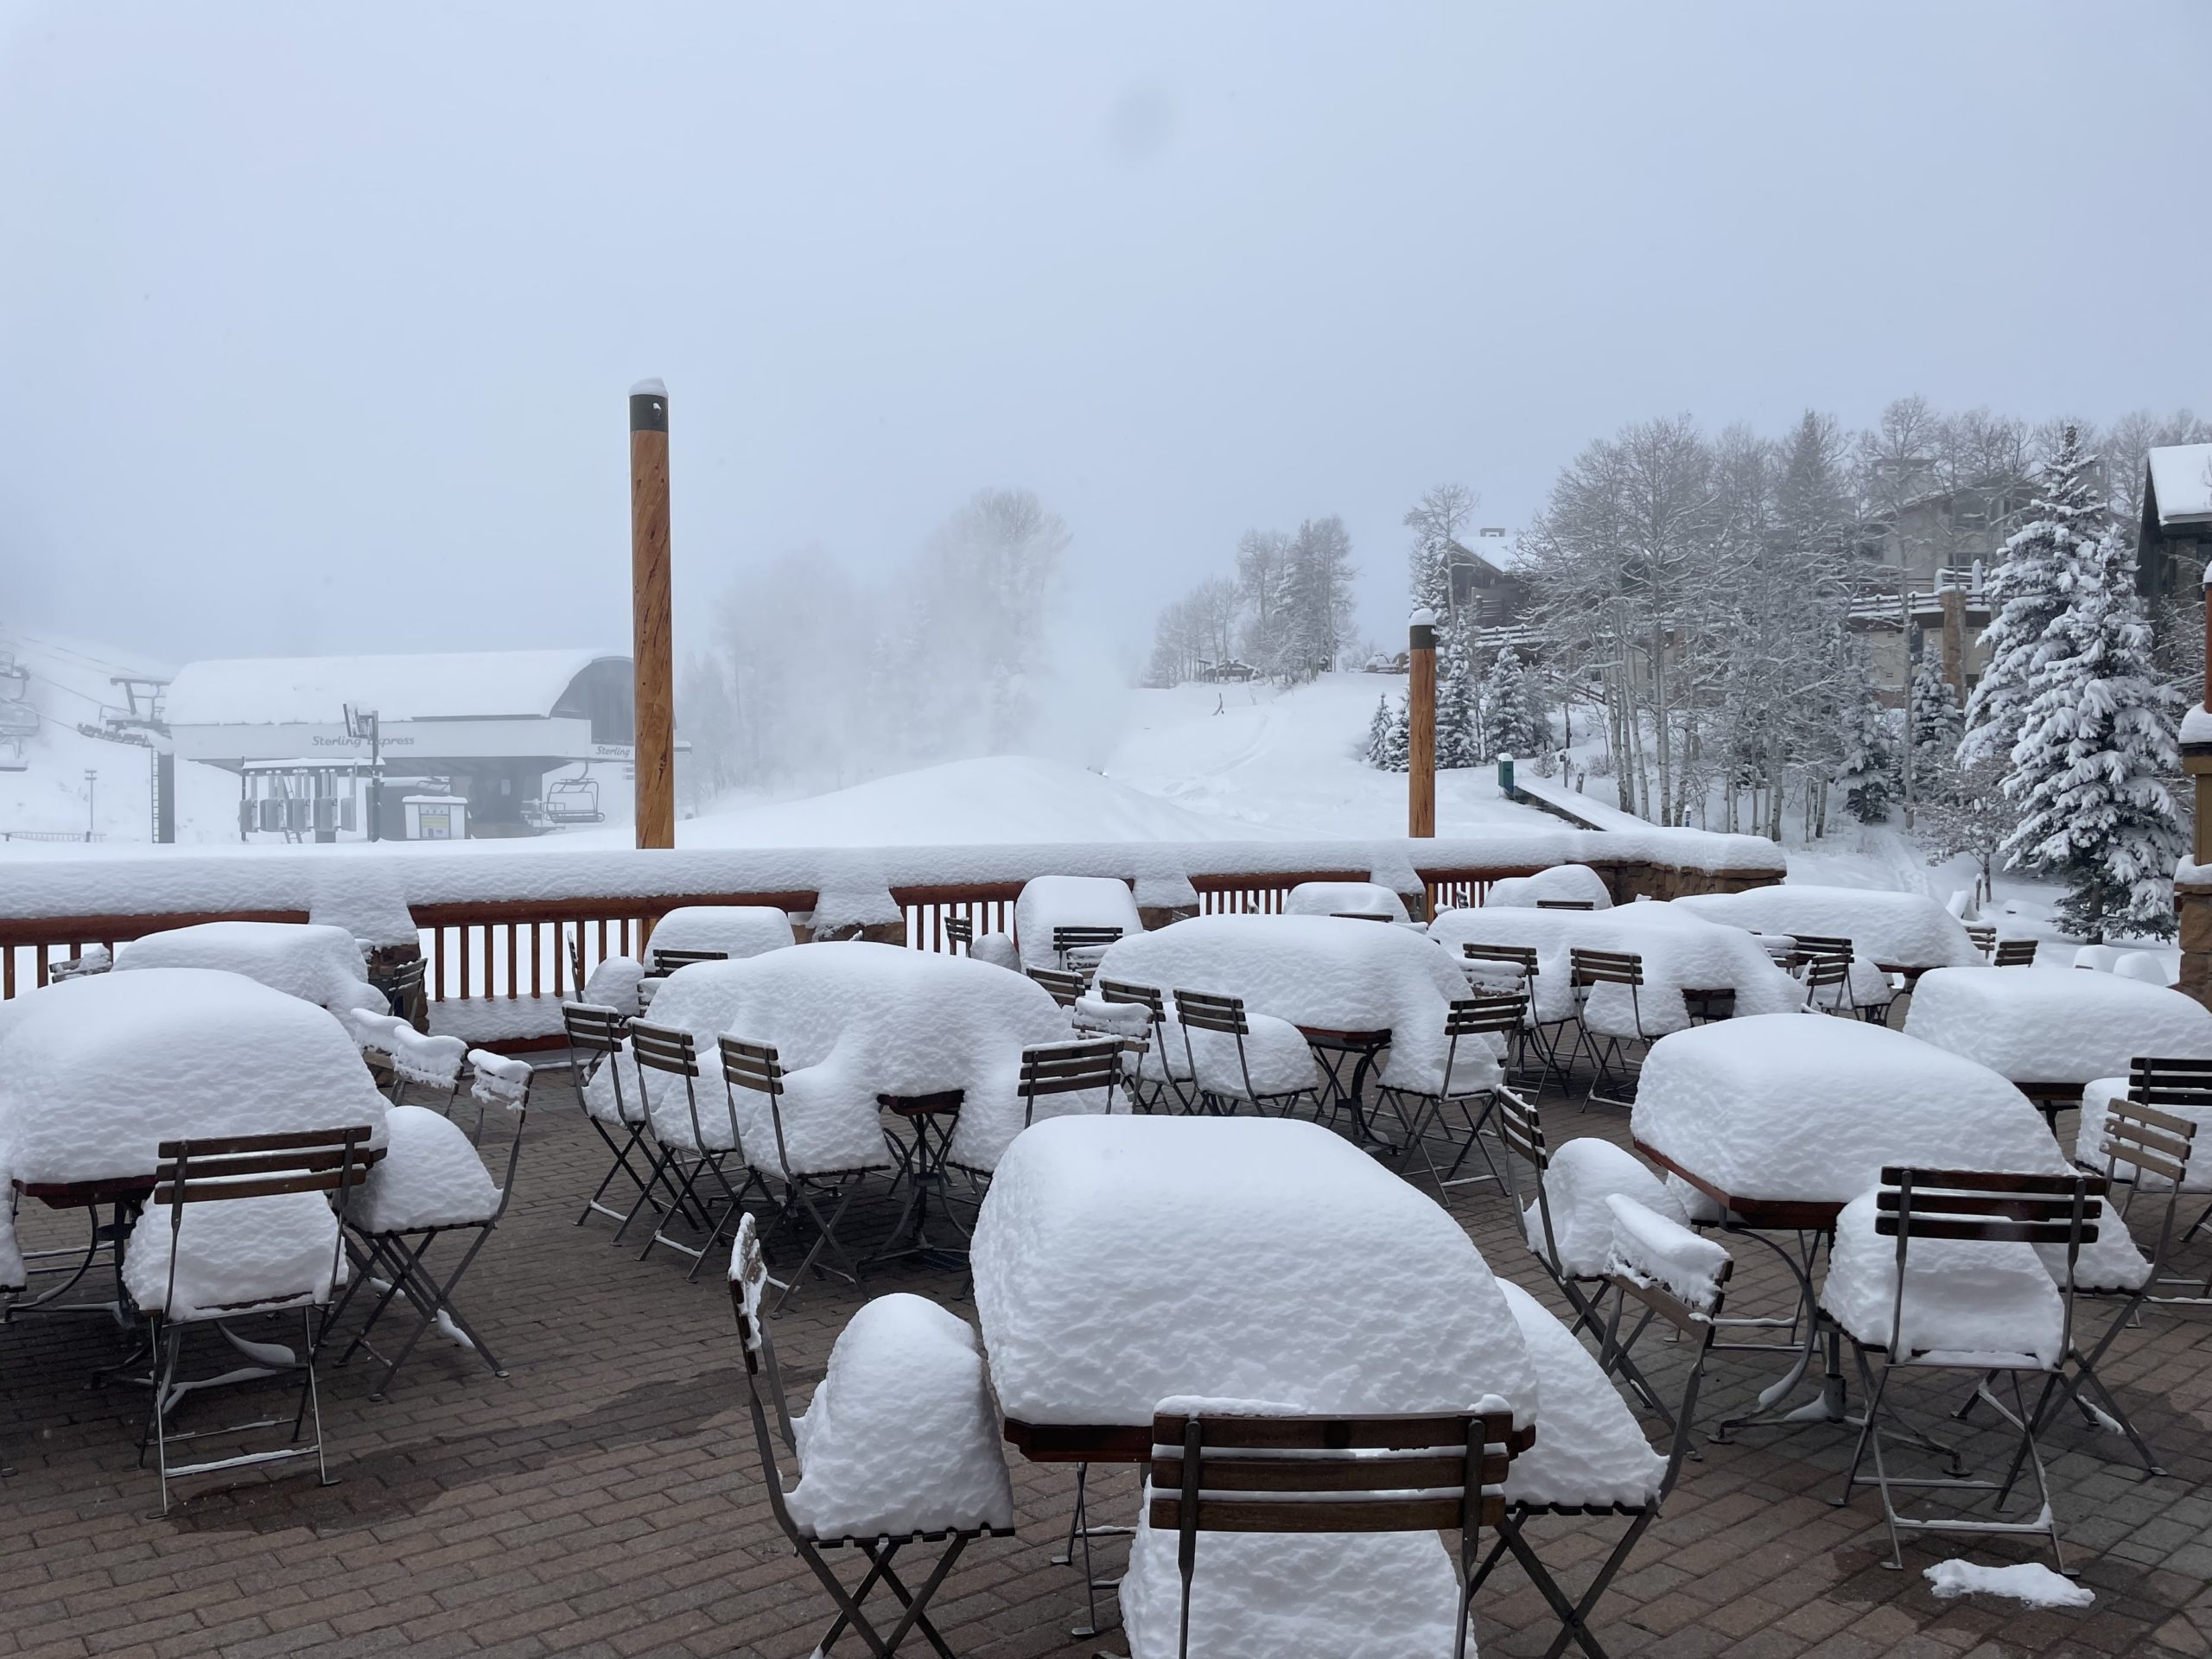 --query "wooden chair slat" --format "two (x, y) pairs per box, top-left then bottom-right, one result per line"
(1875, 1216), (2096, 1244)
(1151, 1410), (1503, 1450)
(1146, 1452), (1509, 1492)
(1147, 1495), (1504, 1534)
